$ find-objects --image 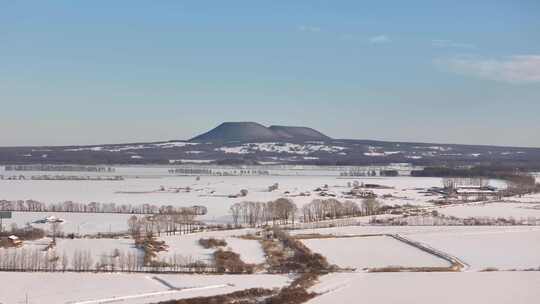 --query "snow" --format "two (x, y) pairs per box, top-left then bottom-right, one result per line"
(364, 151), (401, 157)
(0, 237), (143, 269)
(308, 272), (540, 304)
(437, 202), (540, 218)
(217, 146), (252, 154)
(408, 228), (540, 270)
(290, 225), (540, 238)
(301, 236), (450, 270)
(0, 175), (509, 233)
(54, 238), (142, 266)
(0, 176), (450, 224)
(292, 225), (540, 271)
(216, 143), (346, 155)
(170, 159), (215, 164)
(364, 152), (386, 156)
(154, 142), (199, 149)
(63, 142), (199, 152)
(0, 272), (289, 304)
(224, 236), (266, 264)
(4, 211), (135, 234)
(505, 192), (540, 203)
(156, 229), (265, 265)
